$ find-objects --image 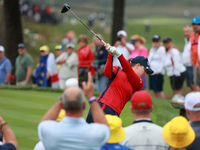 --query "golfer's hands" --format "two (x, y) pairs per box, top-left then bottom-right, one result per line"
(82, 72), (94, 99)
(105, 44), (121, 57)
